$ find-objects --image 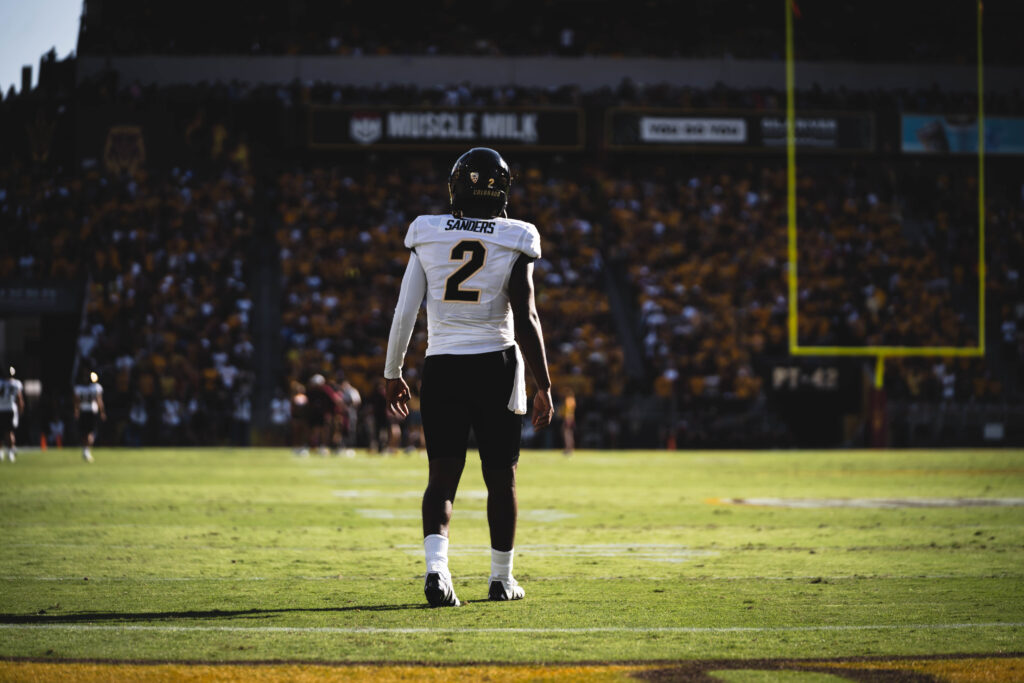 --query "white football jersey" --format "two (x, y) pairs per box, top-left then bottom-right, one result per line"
(0, 378), (23, 415)
(406, 213), (541, 356)
(75, 383), (103, 412)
